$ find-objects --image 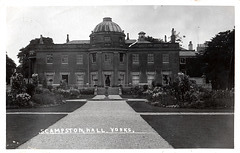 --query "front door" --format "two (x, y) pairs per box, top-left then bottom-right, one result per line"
(62, 75), (68, 84)
(105, 75), (111, 87)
